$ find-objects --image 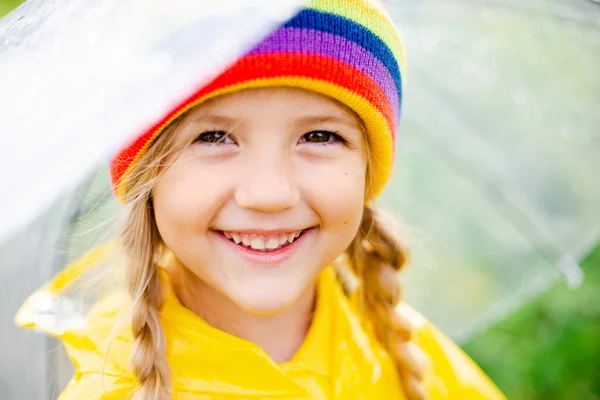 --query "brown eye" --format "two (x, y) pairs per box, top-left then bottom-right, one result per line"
(194, 131), (234, 144)
(299, 131), (344, 144)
